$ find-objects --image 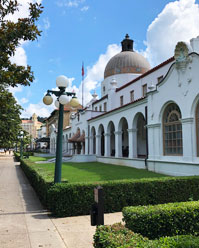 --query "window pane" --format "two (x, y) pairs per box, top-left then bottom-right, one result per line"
(163, 103), (182, 156)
